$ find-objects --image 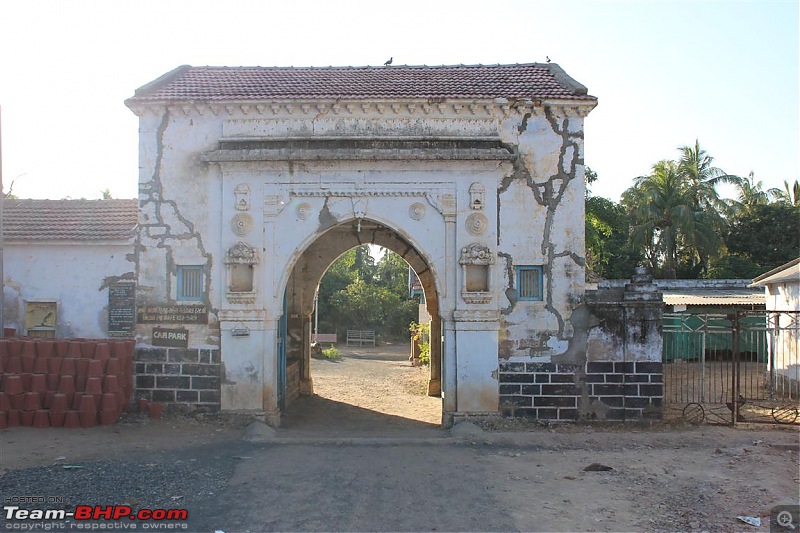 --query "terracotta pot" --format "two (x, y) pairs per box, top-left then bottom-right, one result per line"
(78, 394), (97, 414)
(0, 393), (10, 411)
(36, 340), (55, 358)
(75, 358), (90, 377)
(137, 398), (150, 414)
(0, 339), (7, 357)
(66, 341), (83, 358)
(105, 358), (120, 376)
(32, 409), (50, 428)
(60, 358), (76, 376)
(79, 410), (96, 428)
(100, 392), (117, 412)
(43, 391), (55, 409)
(75, 374), (88, 392)
(148, 402), (164, 419)
(7, 410), (20, 427)
(86, 359), (104, 378)
(21, 341), (37, 358)
(47, 373), (61, 391)
(21, 355), (36, 373)
(5, 356), (22, 374)
(3, 374), (24, 395)
(55, 340), (70, 357)
(47, 357), (62, 374)
(63, 410), (80, 428)
(20, 373), (32, 391)
(30, 374), (47, 393)
(57, 375), (75, 395)
(2, 328), (15, 339)
(85, 377), (102, 396)
(32, 357), (48, 374)
(0, 411), (7, 430)
(21, 410), (35, 426)
(9, 393), (25, 410)
(117, 390), (130, 412)
(103, 375), (120, 394)
(94, 343), (110, 360)
(7, 339), (22, 357)
(0, 356), (4, 373)
(49, 411), (66, 427)
(71, 392), (83, 410)
(50, 393), (69, 413)
(80, 341), (96, 359)
(23, 392), (42, 411)
(98, 410), (119, 425)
